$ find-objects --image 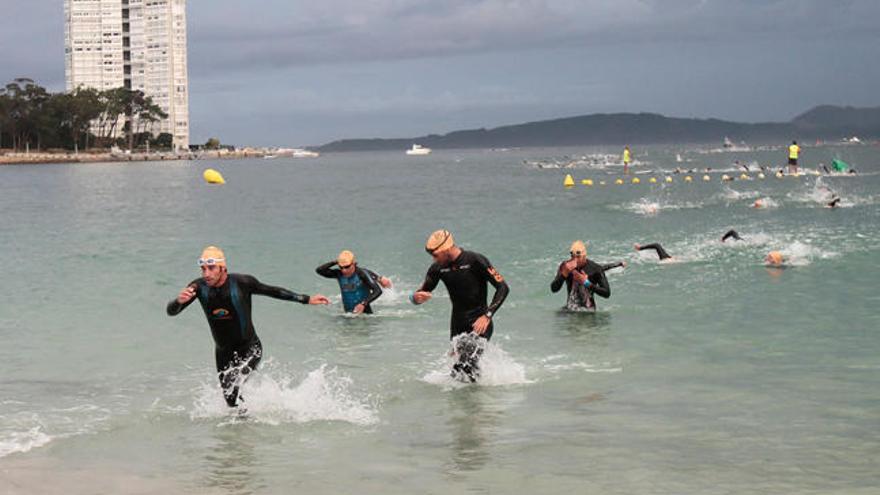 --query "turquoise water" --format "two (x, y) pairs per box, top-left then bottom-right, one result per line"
(1, 145), (879, 493)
